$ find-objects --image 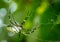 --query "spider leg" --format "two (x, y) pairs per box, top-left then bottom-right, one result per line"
(26, 25), (40, 34)
(11, 14), (18, 25)
(19, 14), (30, 28)
(8, 15), (16, 26)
